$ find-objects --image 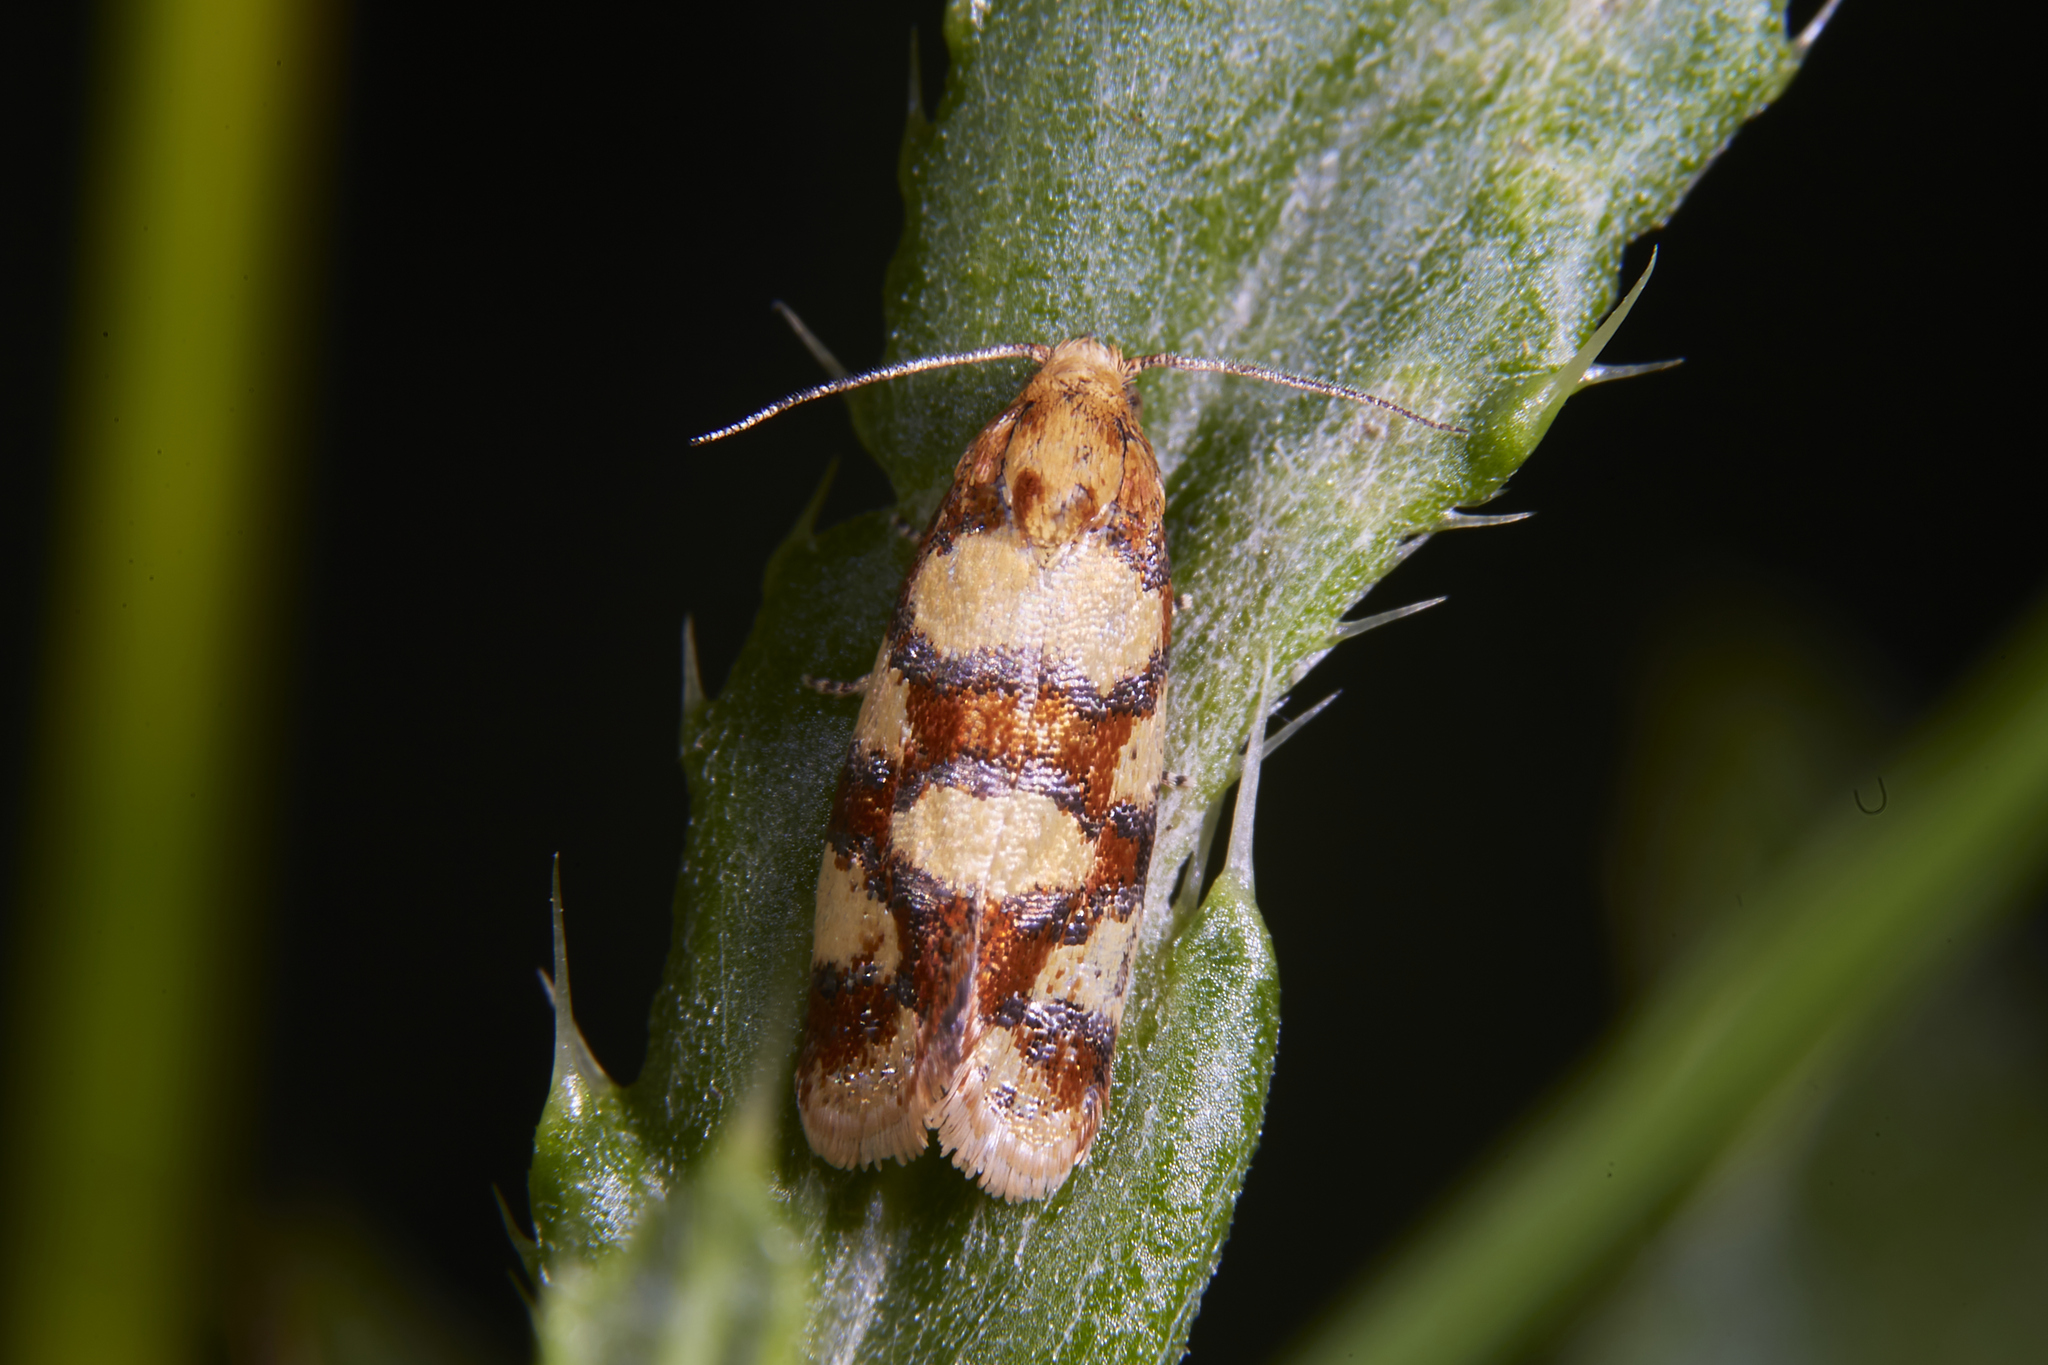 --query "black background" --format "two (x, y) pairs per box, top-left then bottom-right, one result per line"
(3, 1), (2036, 1359)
